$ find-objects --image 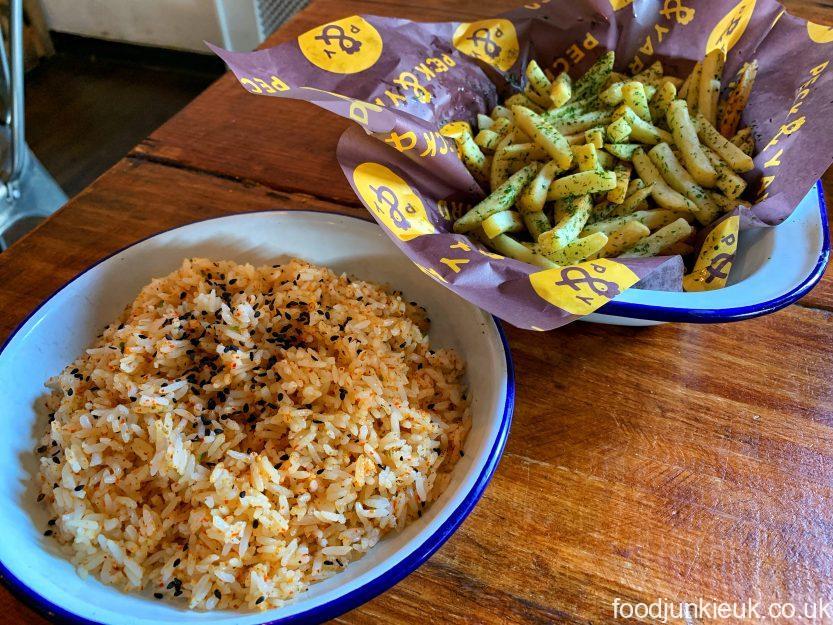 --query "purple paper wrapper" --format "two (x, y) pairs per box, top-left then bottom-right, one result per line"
(209, 1), (833, 330)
